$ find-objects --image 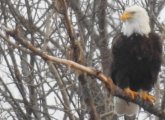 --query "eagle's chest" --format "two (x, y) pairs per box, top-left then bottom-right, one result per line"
(124, 35), (151, 61)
